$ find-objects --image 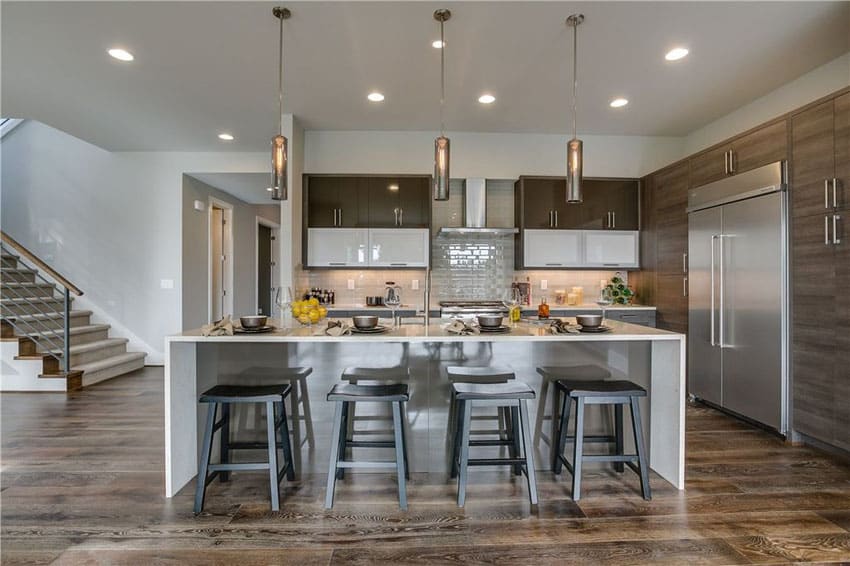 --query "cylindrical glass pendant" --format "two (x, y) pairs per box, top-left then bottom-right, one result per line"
(270, 134), (288, 201)
(433, 136), (450, 201)
(566, 138), (583, 203)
